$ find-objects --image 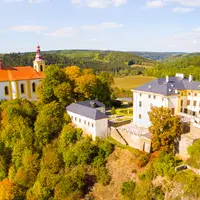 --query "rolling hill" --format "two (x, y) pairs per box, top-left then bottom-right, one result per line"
(1, 50), (154, 71)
